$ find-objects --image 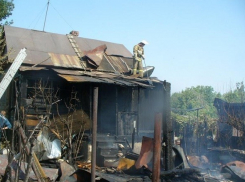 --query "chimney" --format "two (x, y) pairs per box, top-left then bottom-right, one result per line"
(70, 30), (79, 36)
